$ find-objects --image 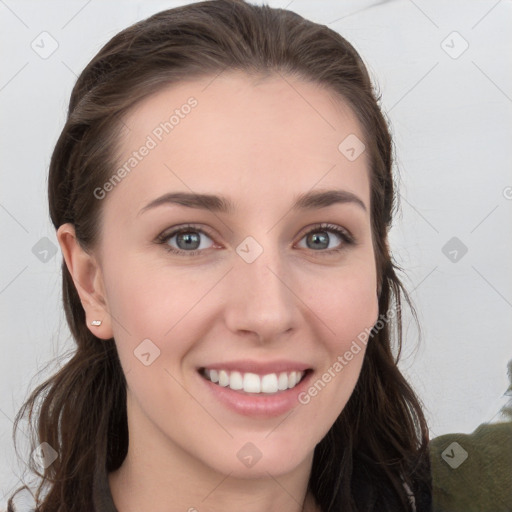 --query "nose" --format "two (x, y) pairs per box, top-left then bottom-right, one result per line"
(223, 242), (299, 343)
